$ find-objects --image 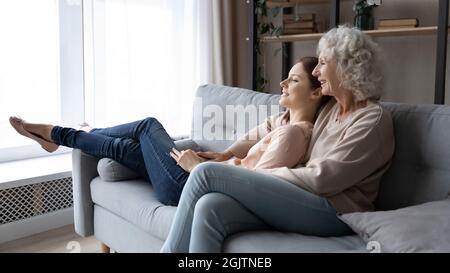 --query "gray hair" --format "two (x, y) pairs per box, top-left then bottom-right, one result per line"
(317, 25), (383, 101)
